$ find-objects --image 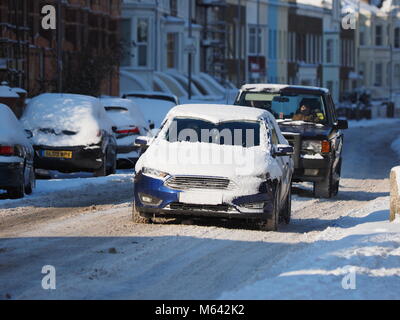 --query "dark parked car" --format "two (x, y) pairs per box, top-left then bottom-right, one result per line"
(0, 103), (35, 199)
(235, 84), (348, 198)
(21, 94), (118, 177)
